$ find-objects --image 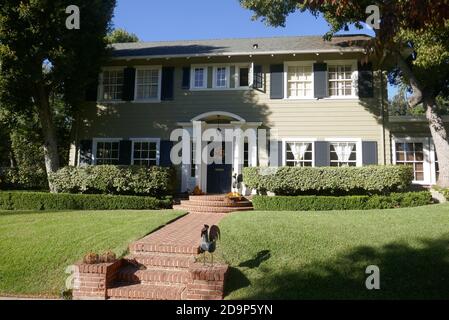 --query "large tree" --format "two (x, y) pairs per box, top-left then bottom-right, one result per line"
(240, 0), (449, 187)
(0, 0), (116, 192)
